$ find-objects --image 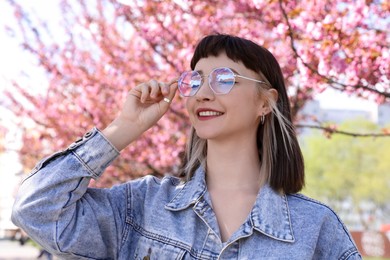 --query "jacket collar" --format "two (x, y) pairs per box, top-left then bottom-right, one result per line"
(250, 183), (295, 242)
(165, 167), (207, 211)
(165, 167), (295, 242)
